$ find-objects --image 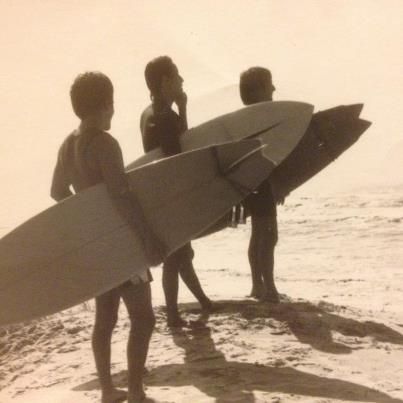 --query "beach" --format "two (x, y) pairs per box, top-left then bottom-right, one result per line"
(0, 188), (402, 403)
(1, 1), (403, 401)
